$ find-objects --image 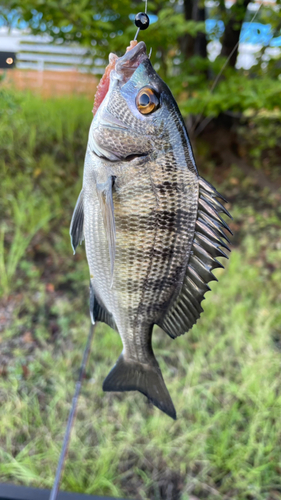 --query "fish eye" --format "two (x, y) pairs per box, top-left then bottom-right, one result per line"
(136, 87), (160, 115)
